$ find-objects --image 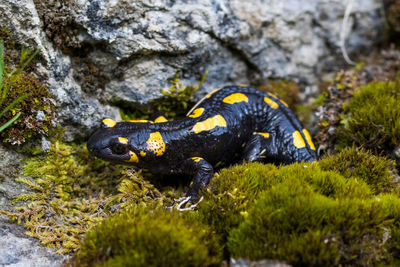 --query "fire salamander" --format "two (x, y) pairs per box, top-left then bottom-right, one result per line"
(87, 85), (317, 204)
